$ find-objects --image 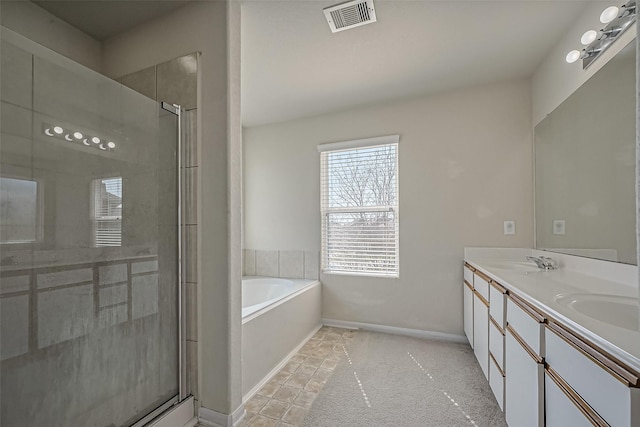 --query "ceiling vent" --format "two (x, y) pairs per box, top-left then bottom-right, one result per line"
(323, 0), (377, 33)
